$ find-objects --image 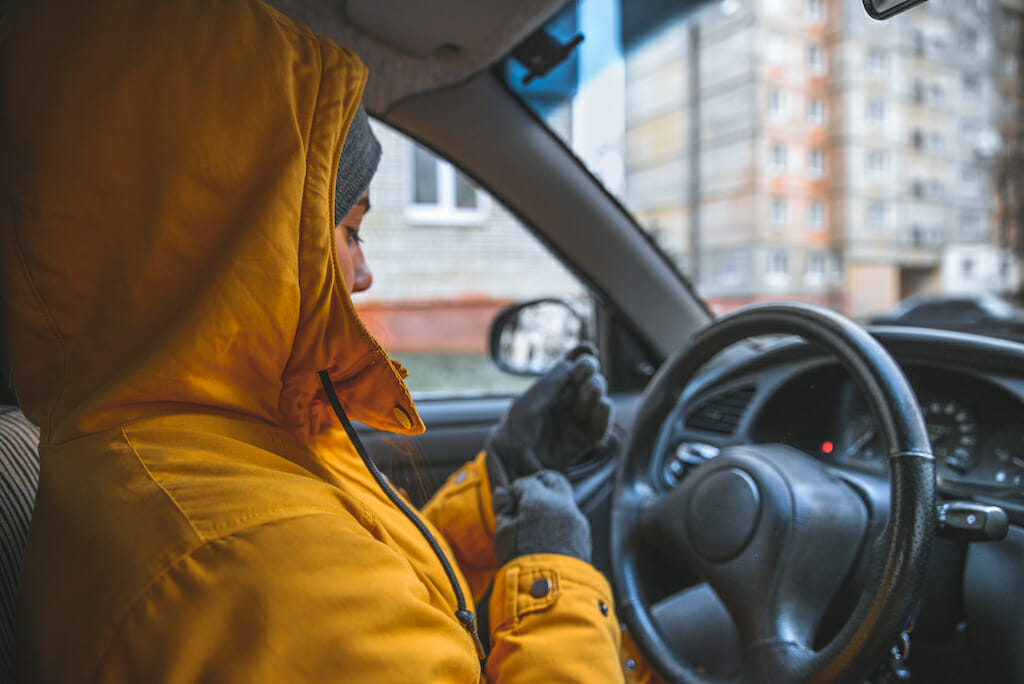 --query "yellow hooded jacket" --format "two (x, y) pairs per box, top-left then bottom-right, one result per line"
(0, 0), (625, 681)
